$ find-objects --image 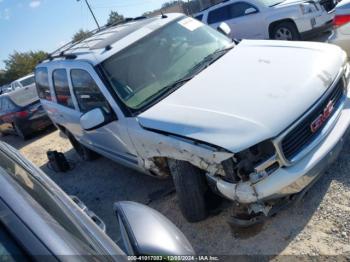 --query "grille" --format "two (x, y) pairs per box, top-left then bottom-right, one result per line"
(281, 78), (345, 160)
